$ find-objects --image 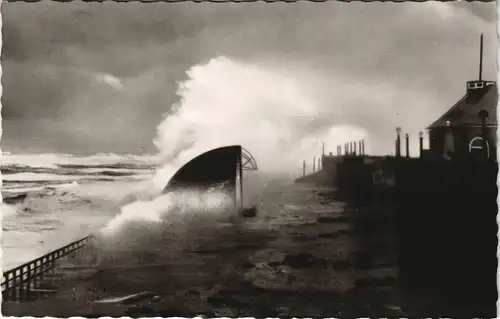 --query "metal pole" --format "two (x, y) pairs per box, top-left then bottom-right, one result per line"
(303, 160), (306, 177)
(313, 156), (316, 172)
